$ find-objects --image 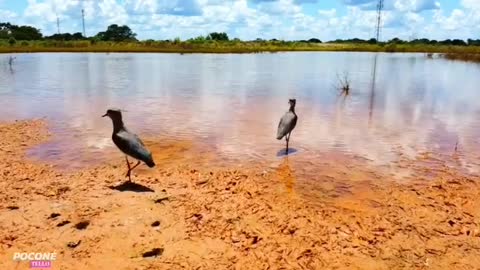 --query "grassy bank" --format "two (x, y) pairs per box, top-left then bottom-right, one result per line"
(1, 40), (480, 57)
(442, 52), (480, 62)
